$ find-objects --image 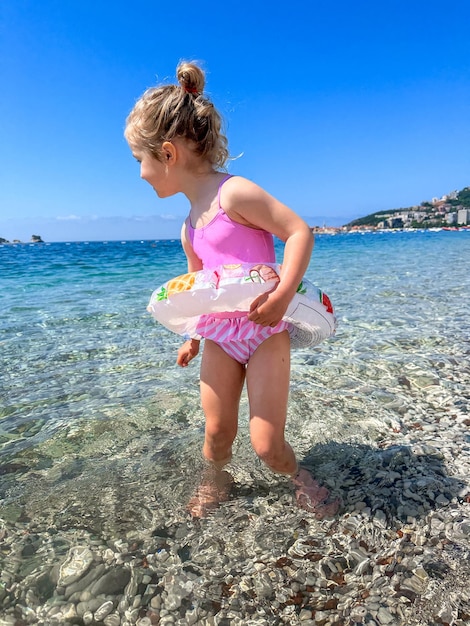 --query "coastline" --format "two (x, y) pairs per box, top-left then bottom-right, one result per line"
(1, 226), (469, 247)
(310, 225), (470, 235)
